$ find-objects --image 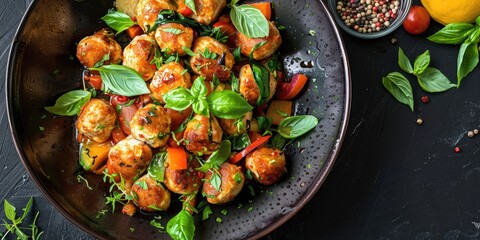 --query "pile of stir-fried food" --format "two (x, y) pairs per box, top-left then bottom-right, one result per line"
(45, 0), (319, 239)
